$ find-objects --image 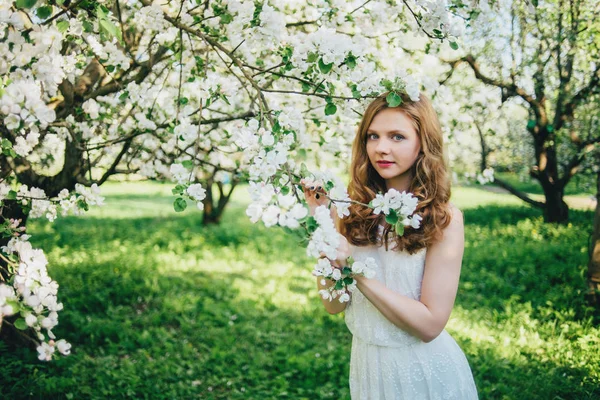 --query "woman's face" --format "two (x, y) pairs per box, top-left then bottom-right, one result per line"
(365, 108), (421, 191)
